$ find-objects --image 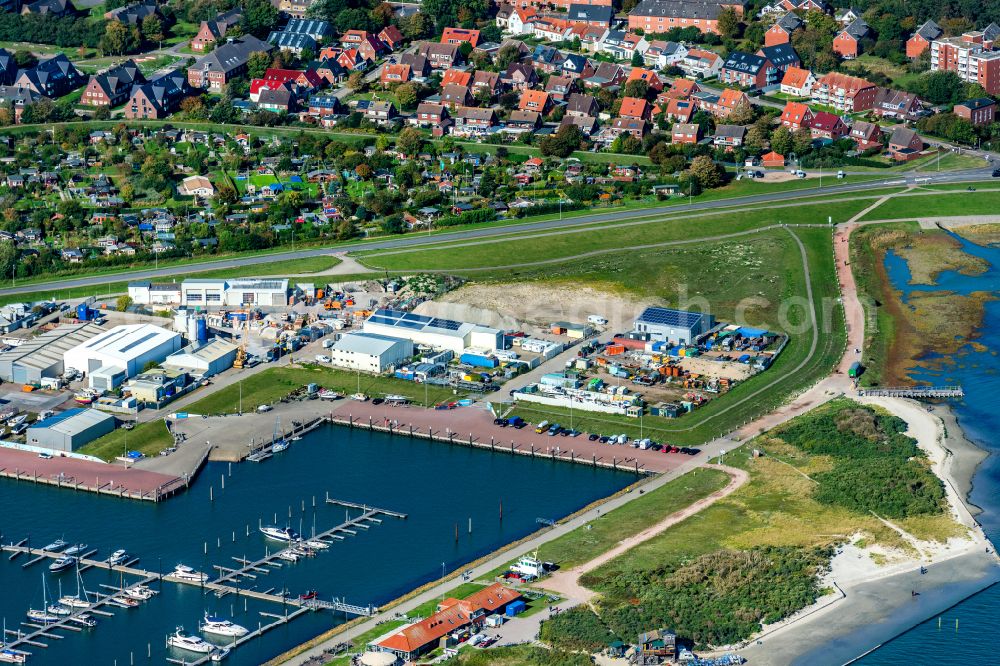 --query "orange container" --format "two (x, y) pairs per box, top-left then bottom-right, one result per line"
(605, 344), (625, 356)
